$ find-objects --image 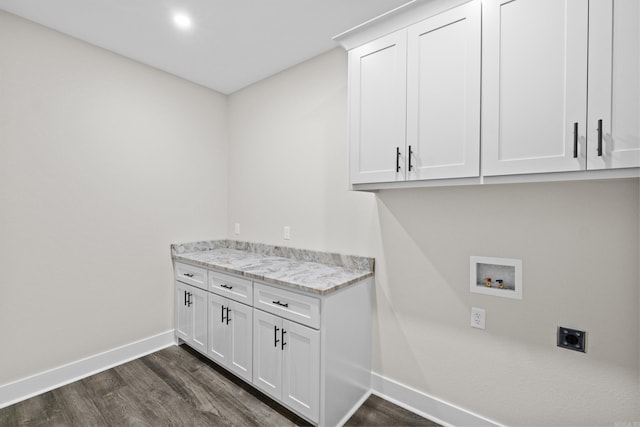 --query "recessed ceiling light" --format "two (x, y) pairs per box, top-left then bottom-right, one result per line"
(173, 13), (192, 30)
